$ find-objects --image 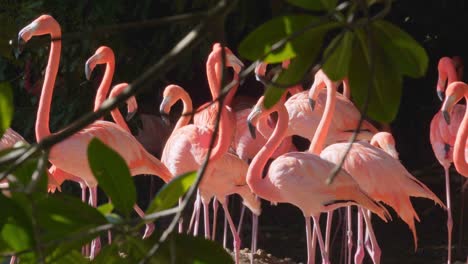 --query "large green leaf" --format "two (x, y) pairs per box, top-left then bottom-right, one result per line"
(88, 138), (136, 217)
(373, 20), (428, 78)
(263, 86), (285, 110)
(287, 0), (338, 11)
(322, 31), (354, 81)
(7, 155), (48, 194)
(0, 82), (13, 137)
(239, 15), (338, 63)
(349, 32), (402, 123)
(146, 171), (196, 215)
